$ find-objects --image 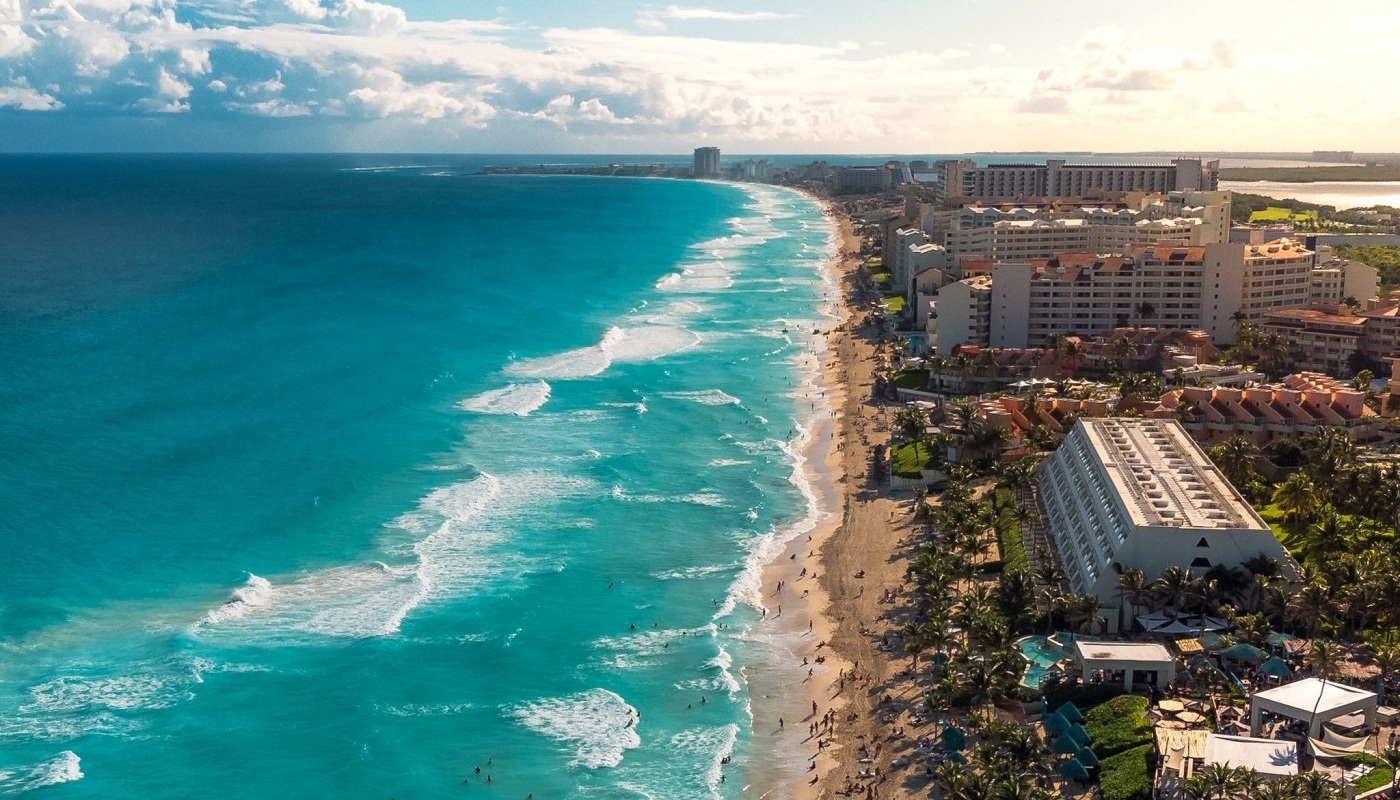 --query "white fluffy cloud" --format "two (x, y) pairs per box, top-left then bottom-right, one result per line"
(0, 0), (1394, 151)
